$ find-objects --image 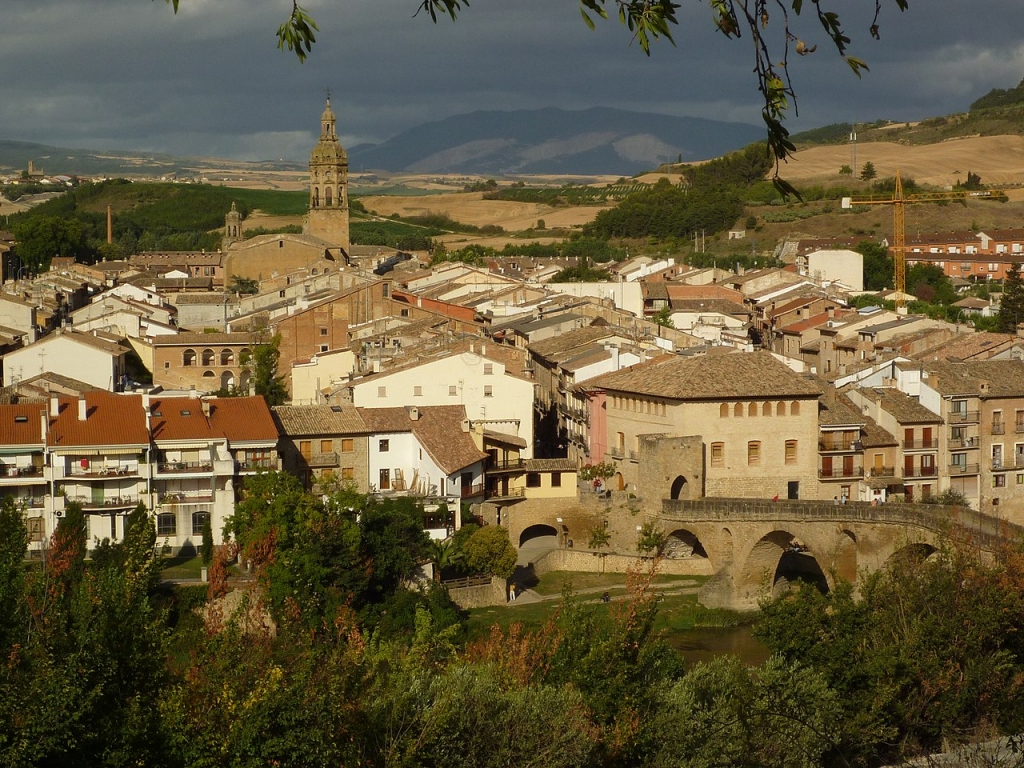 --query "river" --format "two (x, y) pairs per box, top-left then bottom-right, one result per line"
(668, 624), (771, 667)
